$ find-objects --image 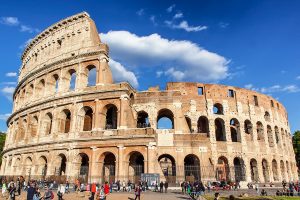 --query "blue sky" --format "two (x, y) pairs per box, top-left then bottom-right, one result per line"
(0, 0), (300, 132)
